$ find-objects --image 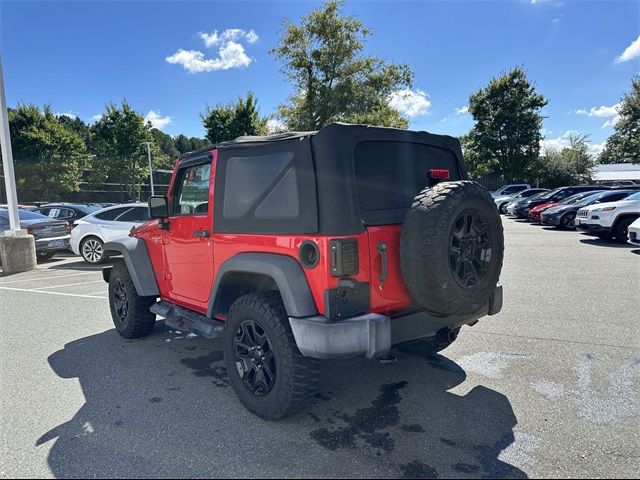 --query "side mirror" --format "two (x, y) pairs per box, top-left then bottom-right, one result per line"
(148, 195), (169, 219)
